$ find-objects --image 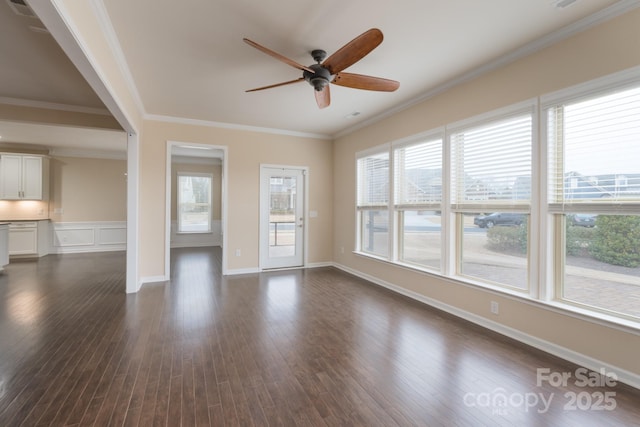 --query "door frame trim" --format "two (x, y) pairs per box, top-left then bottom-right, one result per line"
(259, 164), (309, 271)
(165, 141), (229, 278)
